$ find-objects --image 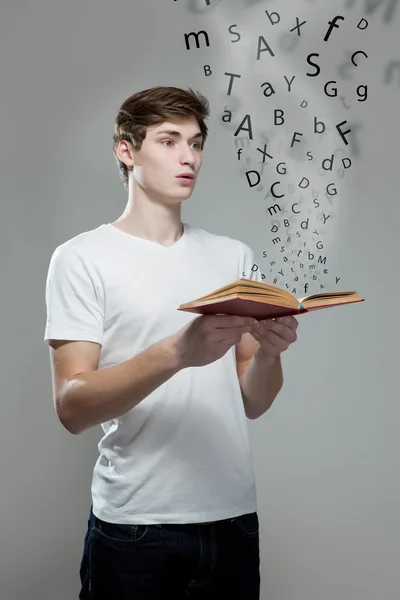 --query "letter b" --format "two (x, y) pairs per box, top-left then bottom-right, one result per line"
(265, 10), (280, 25)
(275, 110), (285, 125)
(314, 117), (326, 134)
